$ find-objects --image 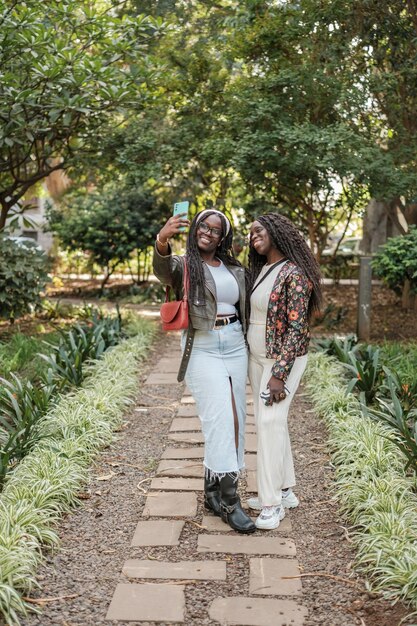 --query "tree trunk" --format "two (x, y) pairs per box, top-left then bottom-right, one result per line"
(402, 279), (412, 310)
(0, 202), (11, 230)
(361, 198), (412, 254)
